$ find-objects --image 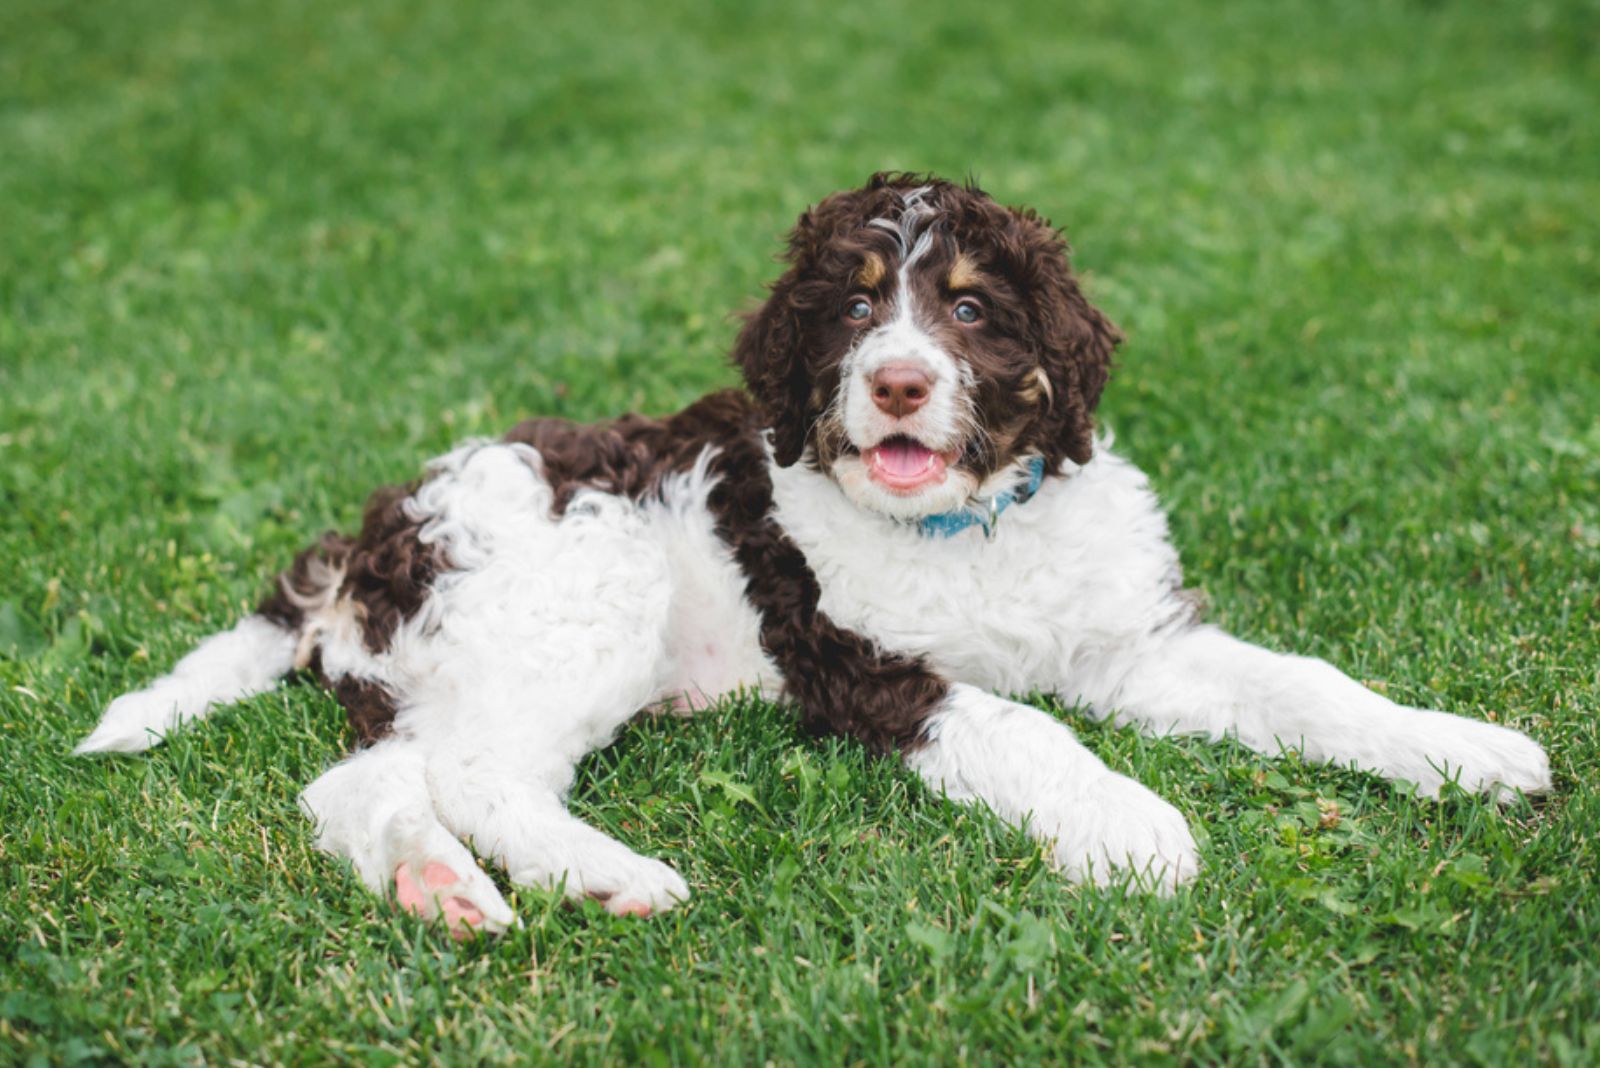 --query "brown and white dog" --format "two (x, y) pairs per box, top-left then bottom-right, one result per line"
(76, 174), (1551, 935)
